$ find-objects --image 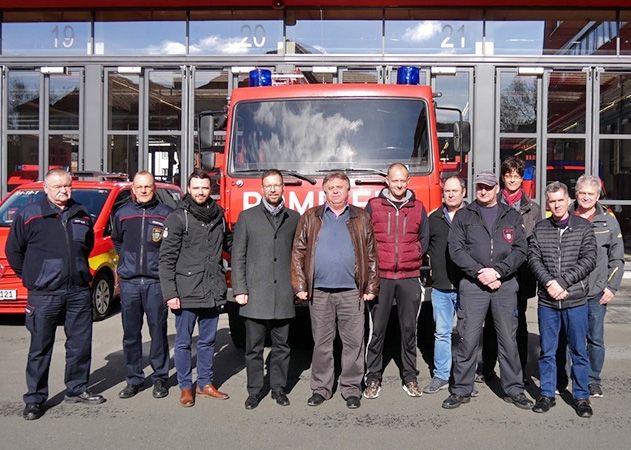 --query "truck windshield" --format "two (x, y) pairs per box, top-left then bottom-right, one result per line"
(229, 98), (432, 175)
